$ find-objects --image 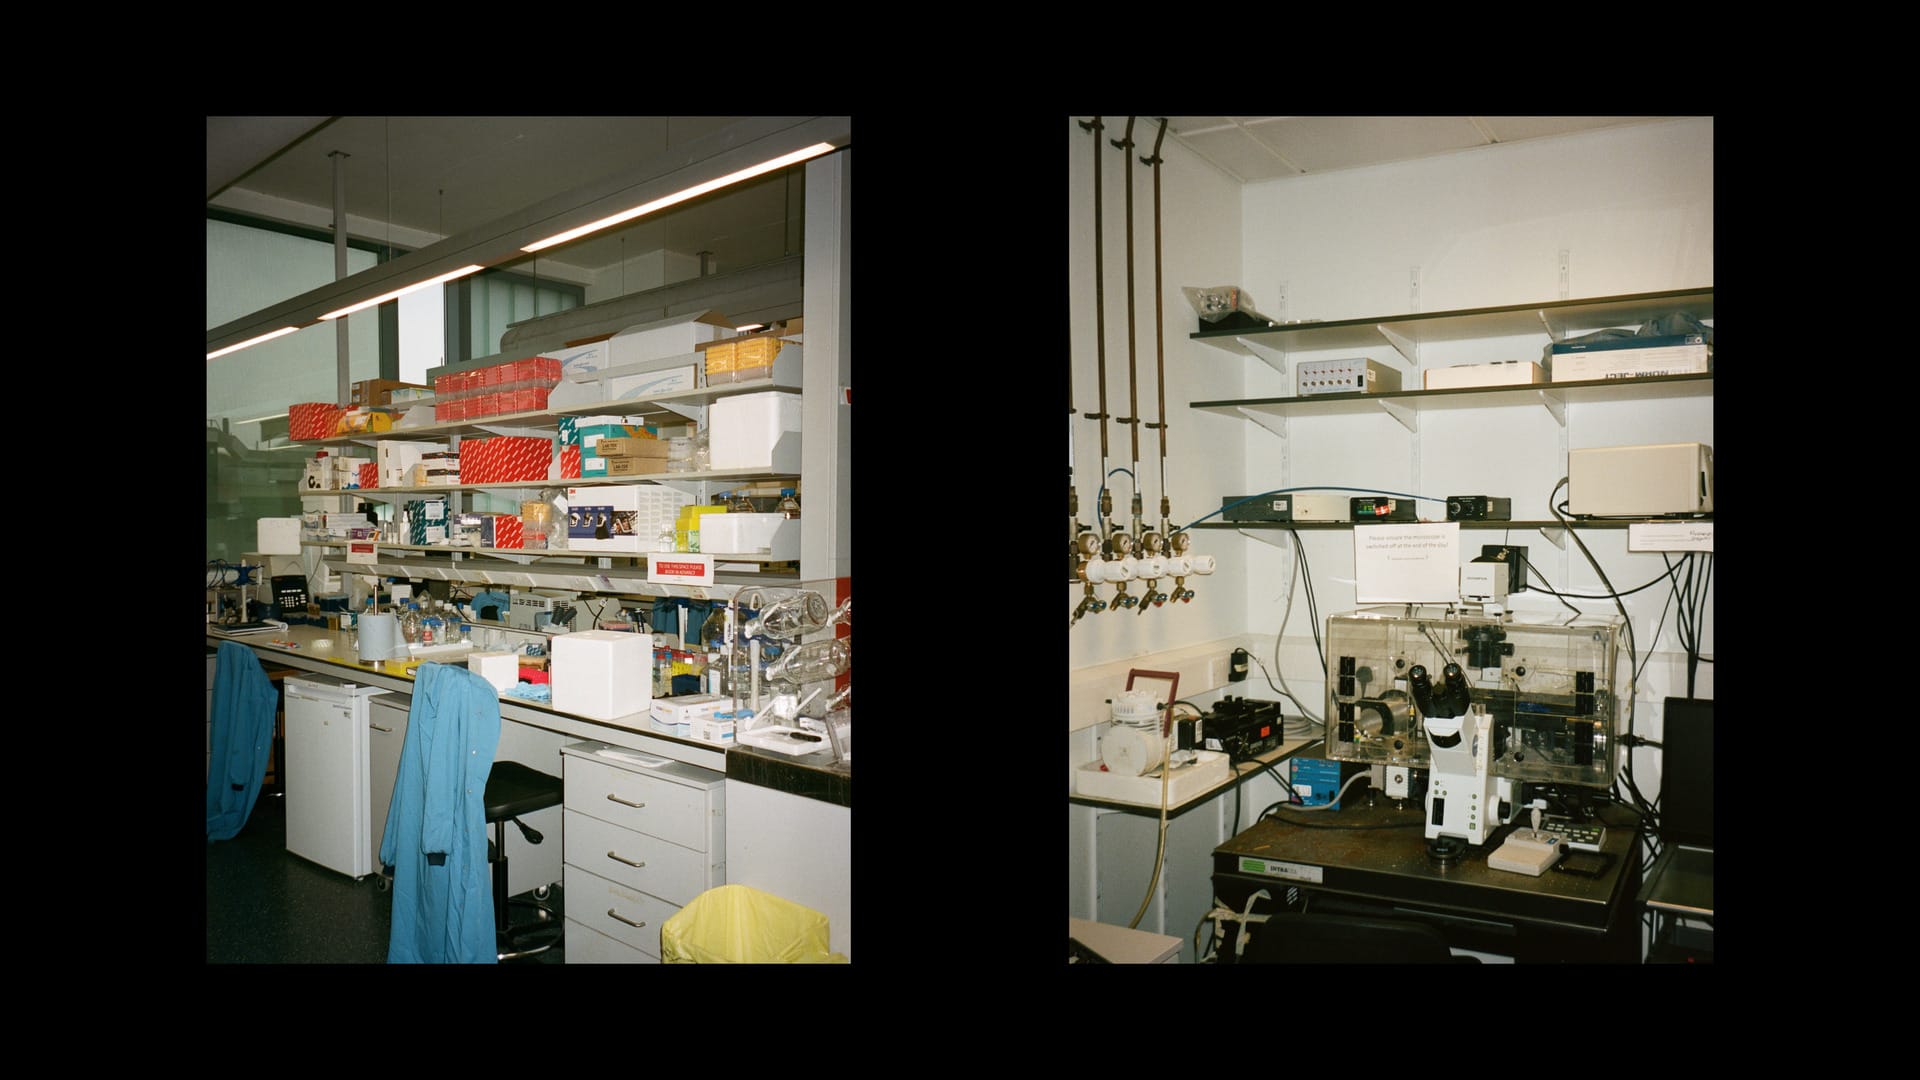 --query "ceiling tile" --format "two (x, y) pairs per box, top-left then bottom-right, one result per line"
(1183, 128), (1298, 183)
(1165, 117), (1236, 135)
(1477, 116), (1683, 143)
(1244, 116), (1488, 174)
